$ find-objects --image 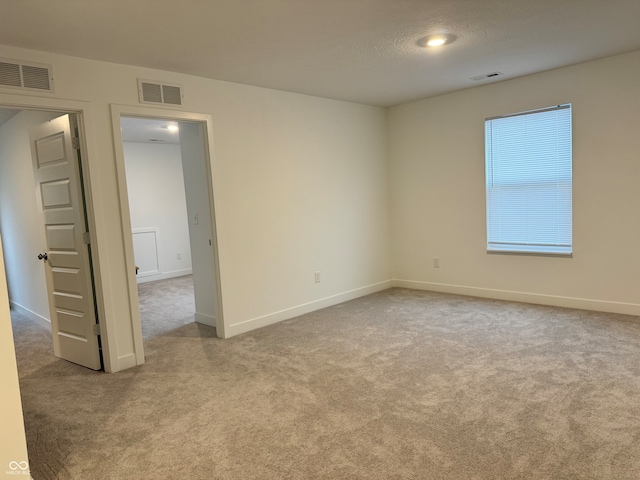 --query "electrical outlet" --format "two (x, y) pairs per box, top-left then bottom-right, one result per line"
(433, 257), (440, 268)
(177, 252), (182, 260)
(314, 271), (321, 283)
